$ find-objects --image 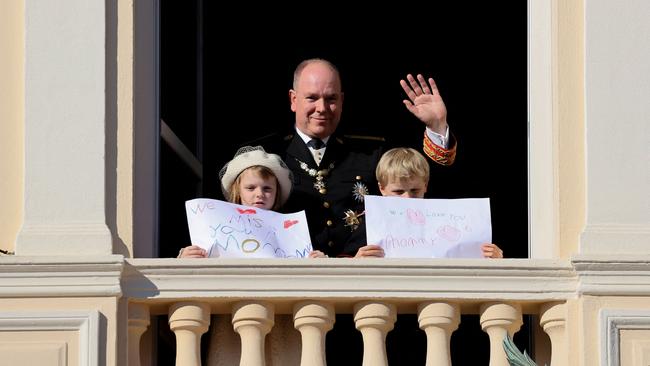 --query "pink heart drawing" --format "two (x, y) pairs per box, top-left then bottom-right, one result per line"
(437, 225), (461, 242)
(406, 208), (426, 225)
(284, 219), (299, 229)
